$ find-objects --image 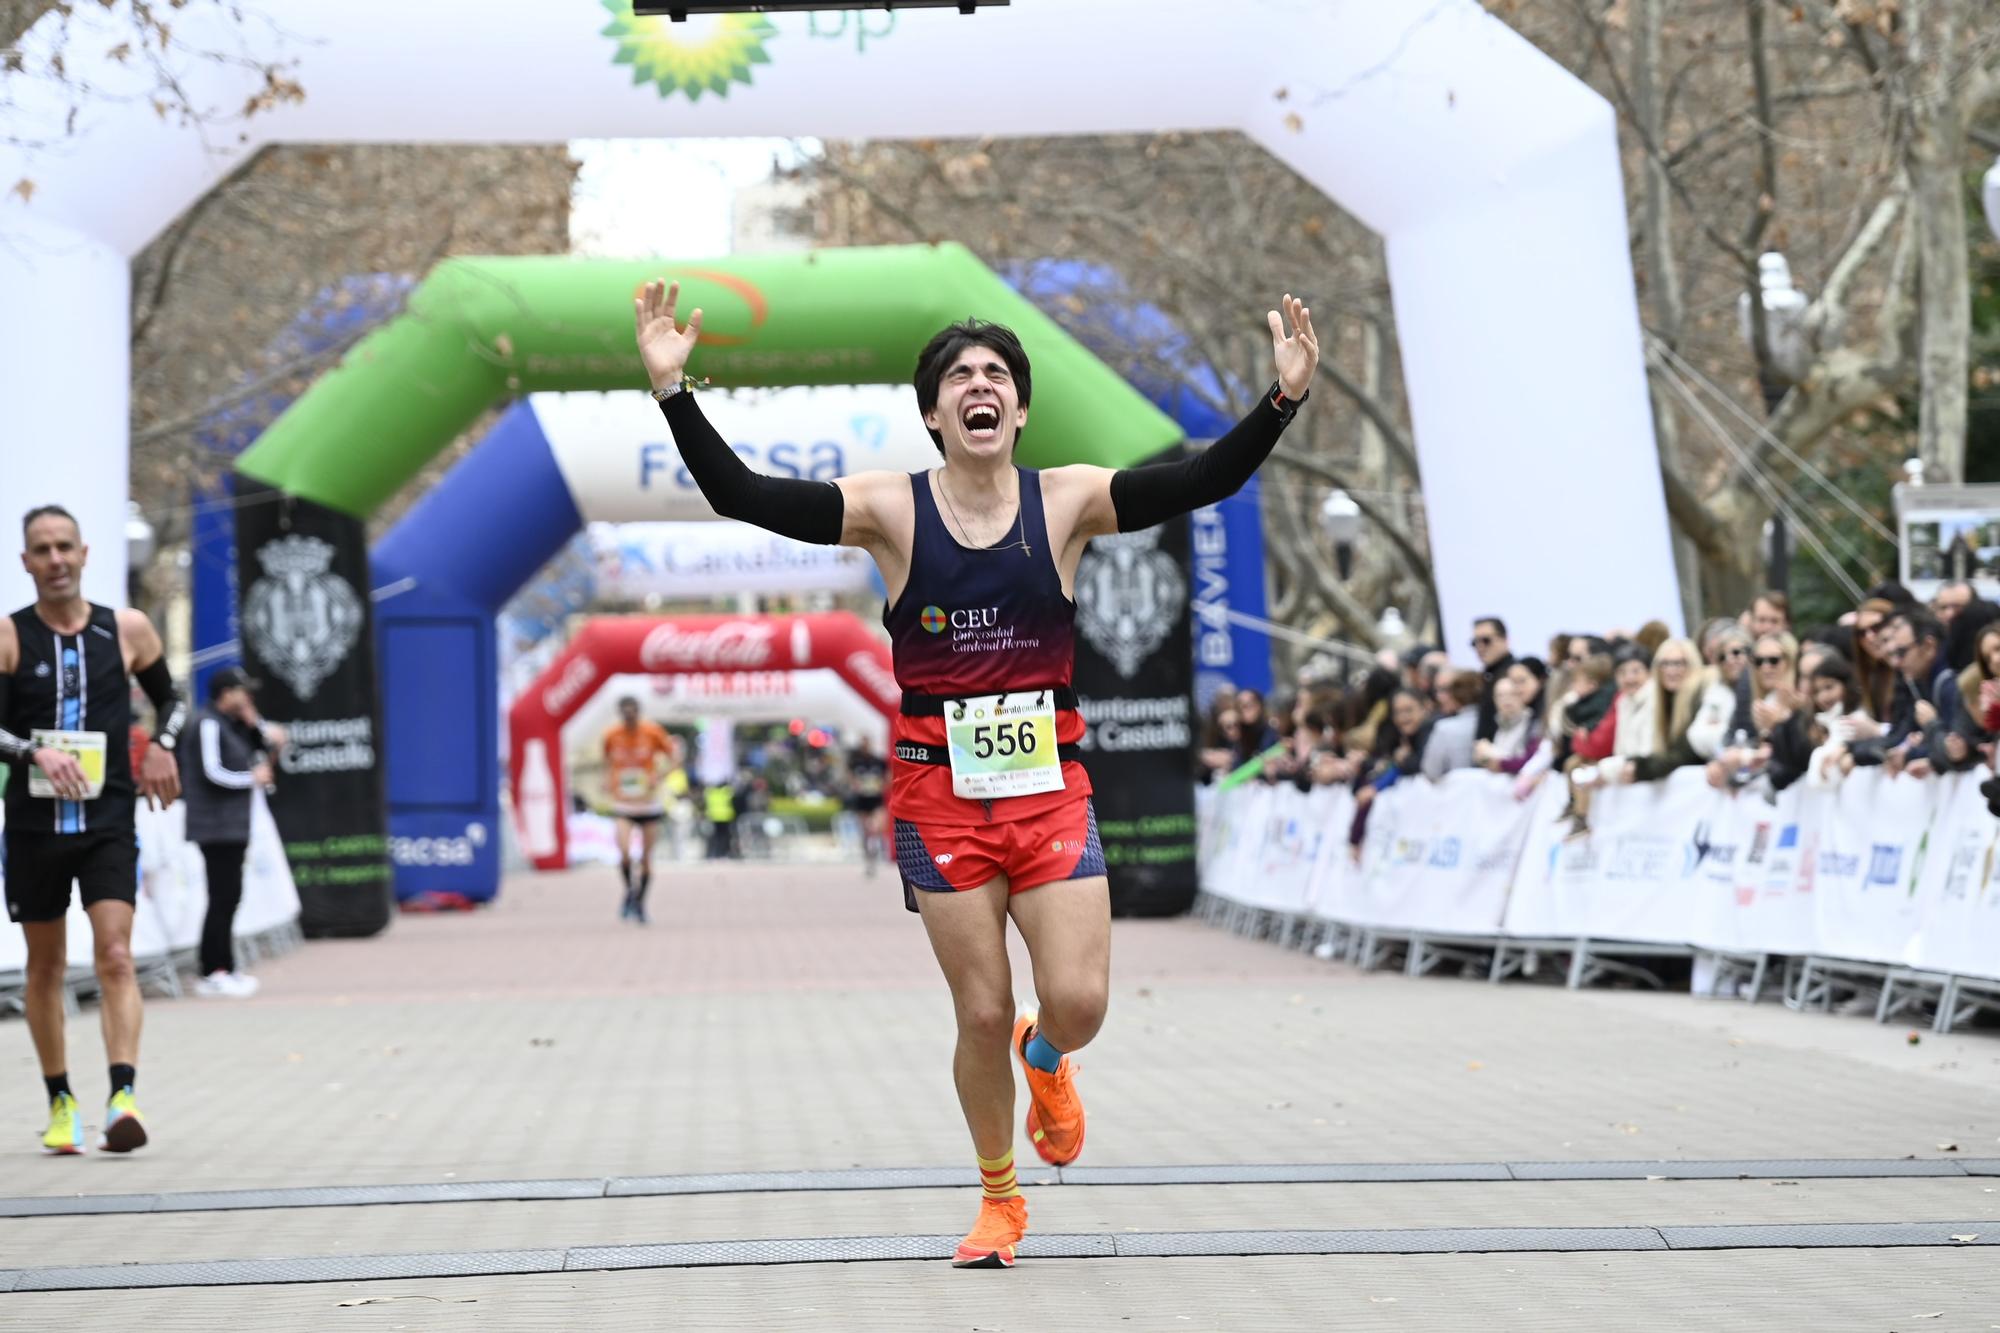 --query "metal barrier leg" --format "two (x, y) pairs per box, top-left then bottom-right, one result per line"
(1874, 973), (1897, 1024)
(1933, 977), (1959, 1035)
(1566, 939), (1590, 990)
